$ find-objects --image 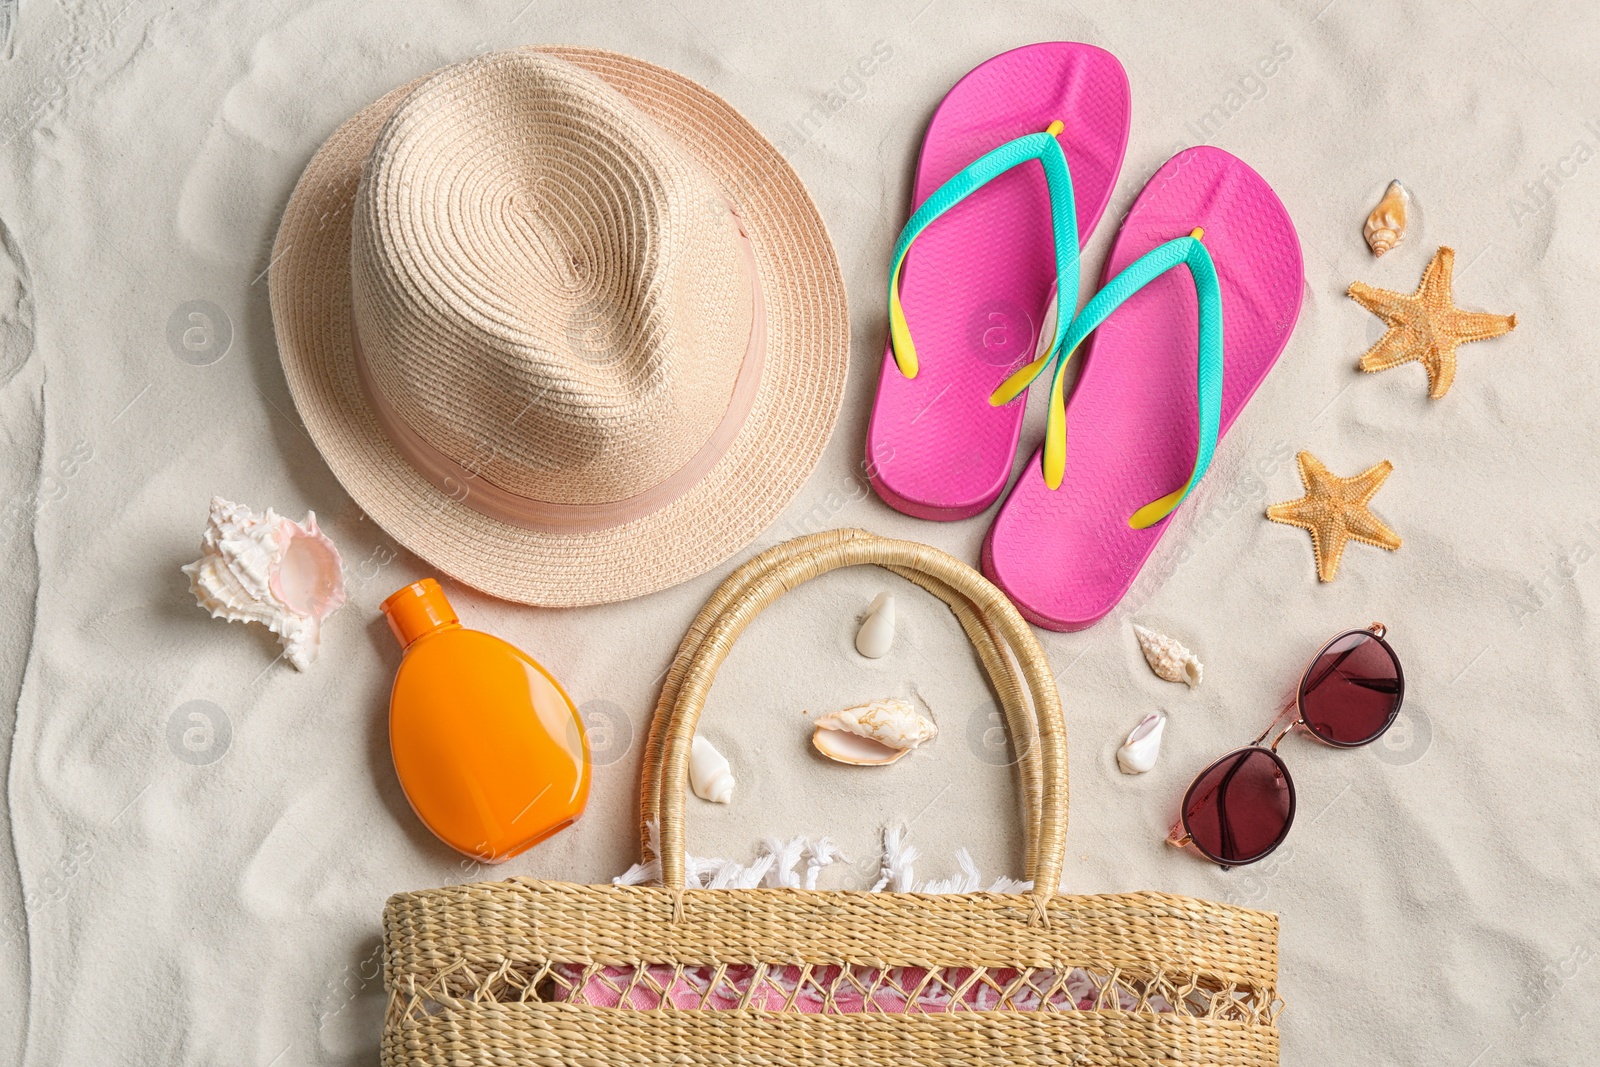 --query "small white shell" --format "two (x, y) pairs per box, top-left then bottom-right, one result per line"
(689, 736), (735, 804)
(1117, 712), (1166, 774)
(1133, 624), (1202, 688)
(812, 698), (936, 766)
(855, 593), (896, 659)
(182, 496), (346, 671)
(1363, 180), (1409, 257)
